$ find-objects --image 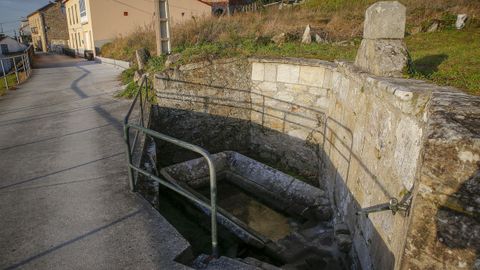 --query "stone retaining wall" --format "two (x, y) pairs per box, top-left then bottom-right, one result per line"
(154, 57), (479, 270)
(153, 58), (252, 165)
(249, 57), (430, 270)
